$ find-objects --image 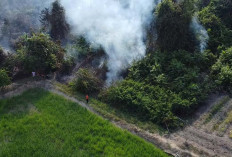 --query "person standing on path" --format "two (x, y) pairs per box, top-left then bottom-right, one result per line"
(86, 94), (89, 104)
